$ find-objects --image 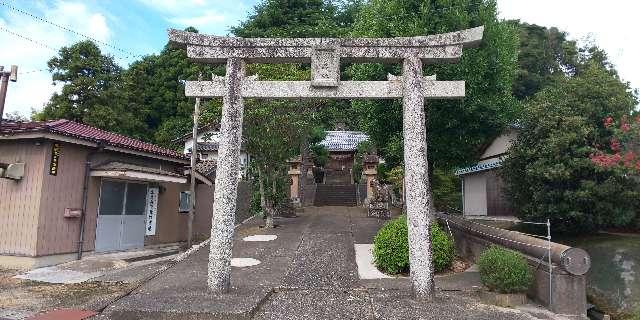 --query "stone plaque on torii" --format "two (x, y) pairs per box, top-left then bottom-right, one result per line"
(169, 26), (484, 299)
